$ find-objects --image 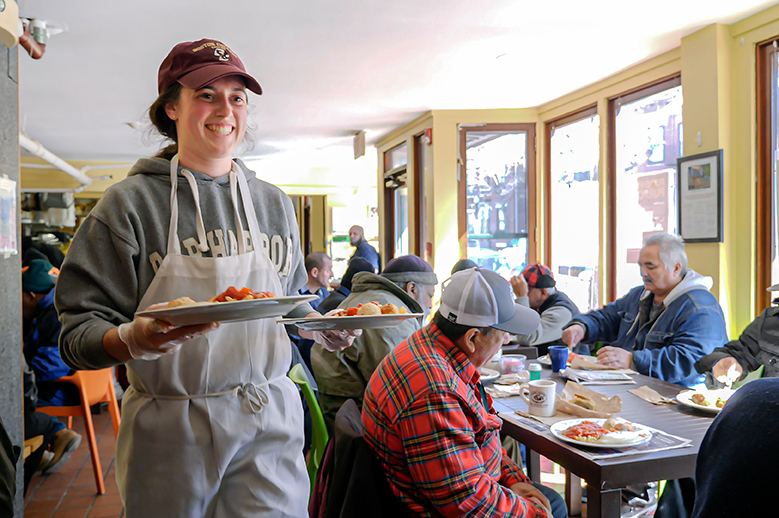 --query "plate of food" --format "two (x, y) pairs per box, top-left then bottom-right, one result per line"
(676, 388), (733, 413)
(479, 367), (500, 382)
(550, 418), (652, 448)
(277, 302), (424, 331)
(136, 287), (319, 326)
